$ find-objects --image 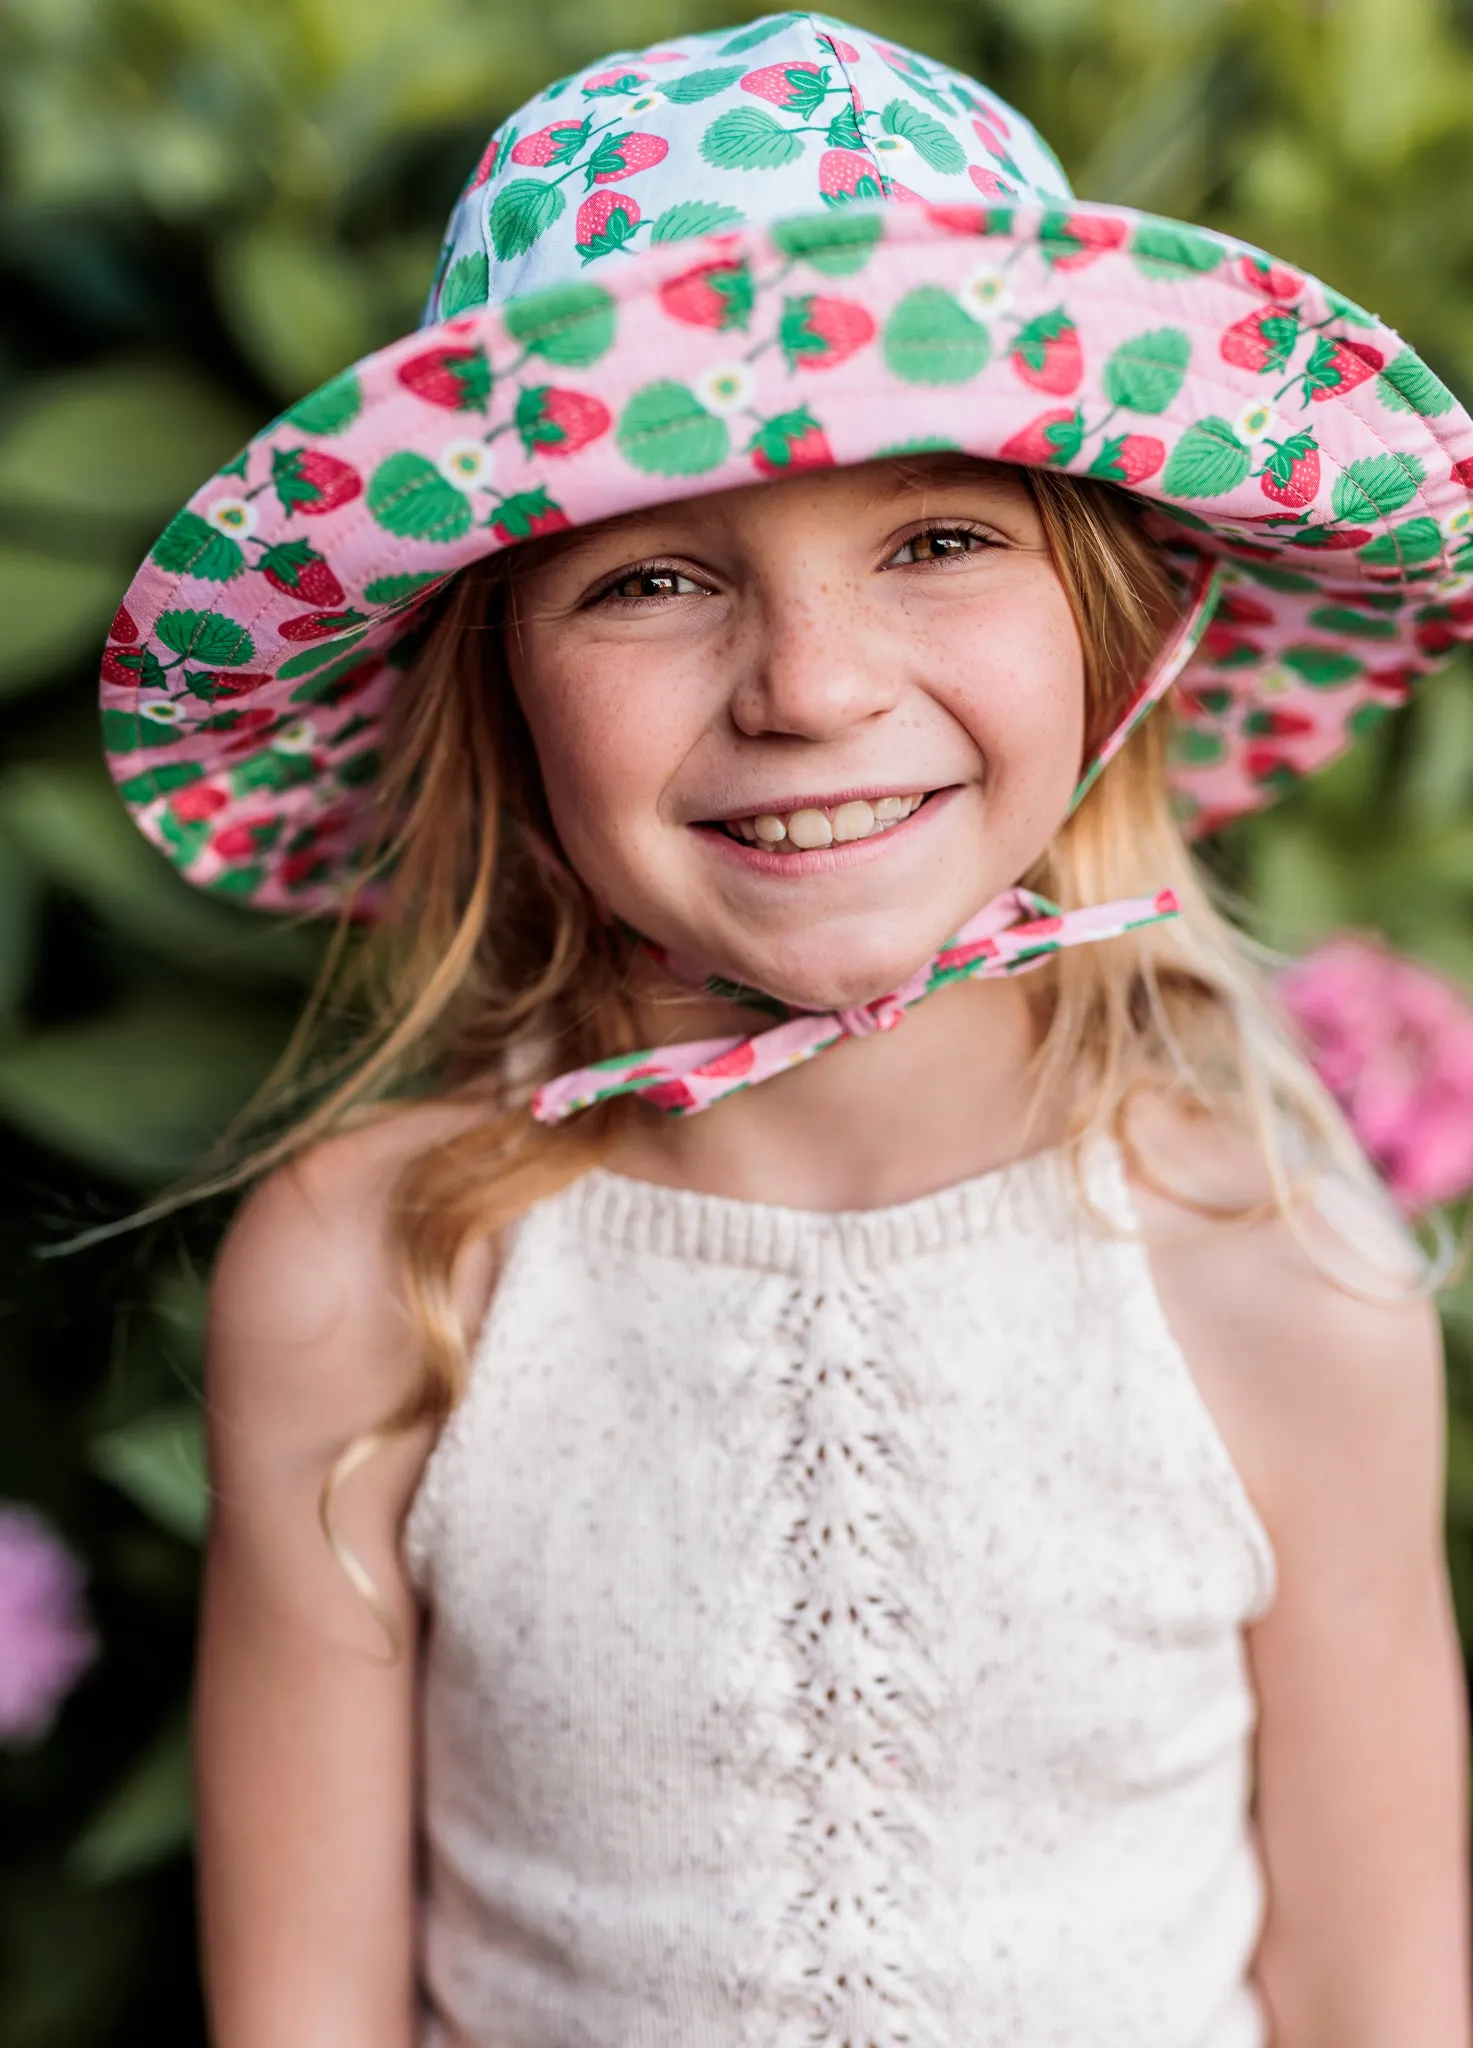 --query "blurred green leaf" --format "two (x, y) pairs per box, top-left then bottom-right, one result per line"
(90, 1405), (208, 1543)
(215, 225), (383, 395)
(0, 761), (321, 985)
(70, 1708), (193, 1884)
(0, 361), (251, 523)
(0, 993), (282, 1182)
(0, 545), (123, 696)
(0, 826), (40, 1025)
